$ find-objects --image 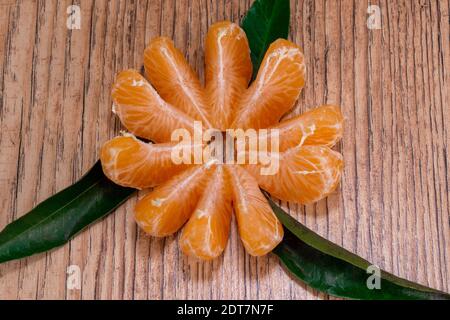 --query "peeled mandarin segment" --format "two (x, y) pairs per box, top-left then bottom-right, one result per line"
(245, 145), (343, 204)
(180, 166), (232, 260)
(100, 135), (200, 189)
(144, 37), (213, 128)
(231, 39), (306, 130)
(260, 104), (344, 152)
(134, 164), (214, 237)
(226, 165), (283, 256)
(112, 70), (198, 143)
(205, 21), (252, 130)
